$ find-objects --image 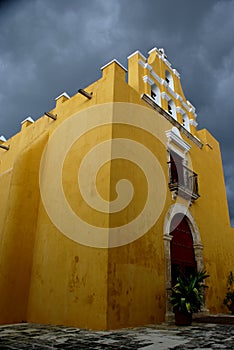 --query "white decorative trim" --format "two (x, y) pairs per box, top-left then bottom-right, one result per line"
(21, 117), (34, 125)
(145, 63), (153, 72)
(173, 68), (180, 78)
(101, 59), (127, 72)
(167, 85), (177, 99)
(0, 135), (7, 142)
(164, 204), (202, 245)
(143, 75), (154, 86)
(189, 119), (198, 127)
(55, 92), (70, 100)
(176, 106), (186, 115)
(187, 100), (196, 112)
(161, 80), (168, 87)
(150, 70), (164, 85)
(148, 47), (158, 55)
(166, 127), (191, 153)
(162, 57), (171, 68)
(187, 101), (197, 119)
(137, 57), (198, 120)
(127, 50), (146, 61)
(161, 92), (171, 102)
(138, 59), (145, 68)
(181, 100), (190, 112)
(176, 95), (183, 103)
